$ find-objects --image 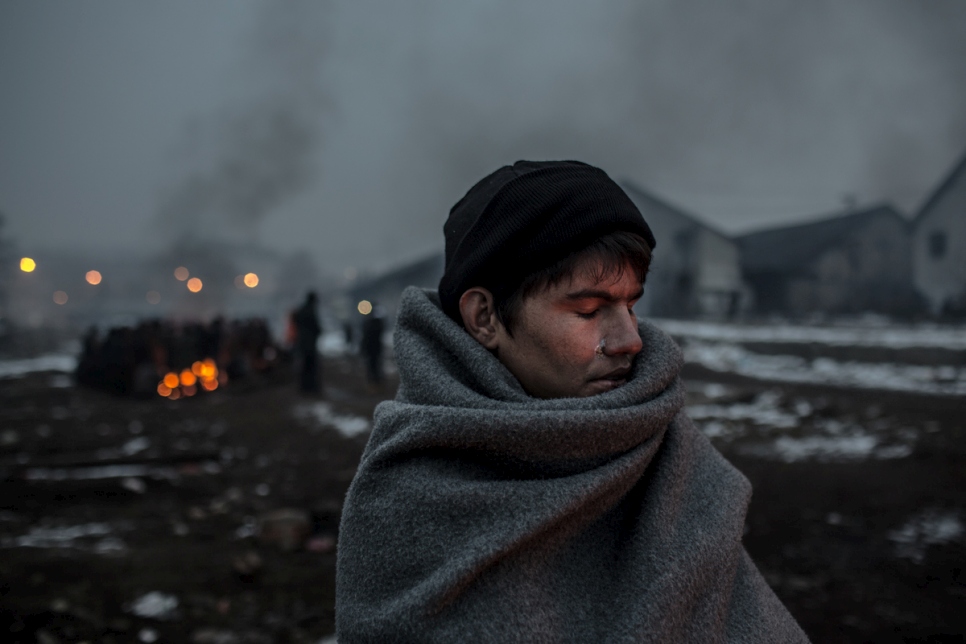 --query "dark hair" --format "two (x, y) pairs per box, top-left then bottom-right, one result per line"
(492, 230), (652, 335)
